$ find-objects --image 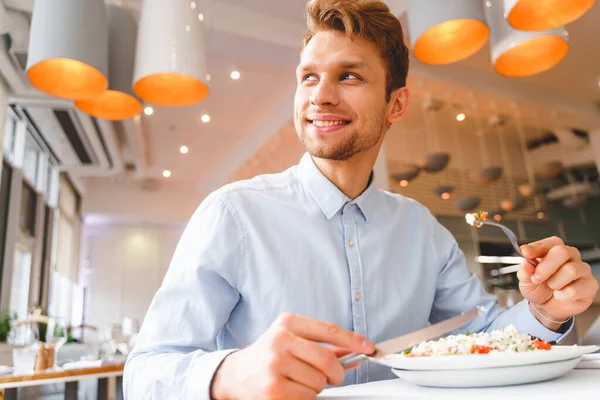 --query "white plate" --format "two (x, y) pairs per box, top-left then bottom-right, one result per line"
(371, 345), (599, 370)
(391, 357), (581, 388)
